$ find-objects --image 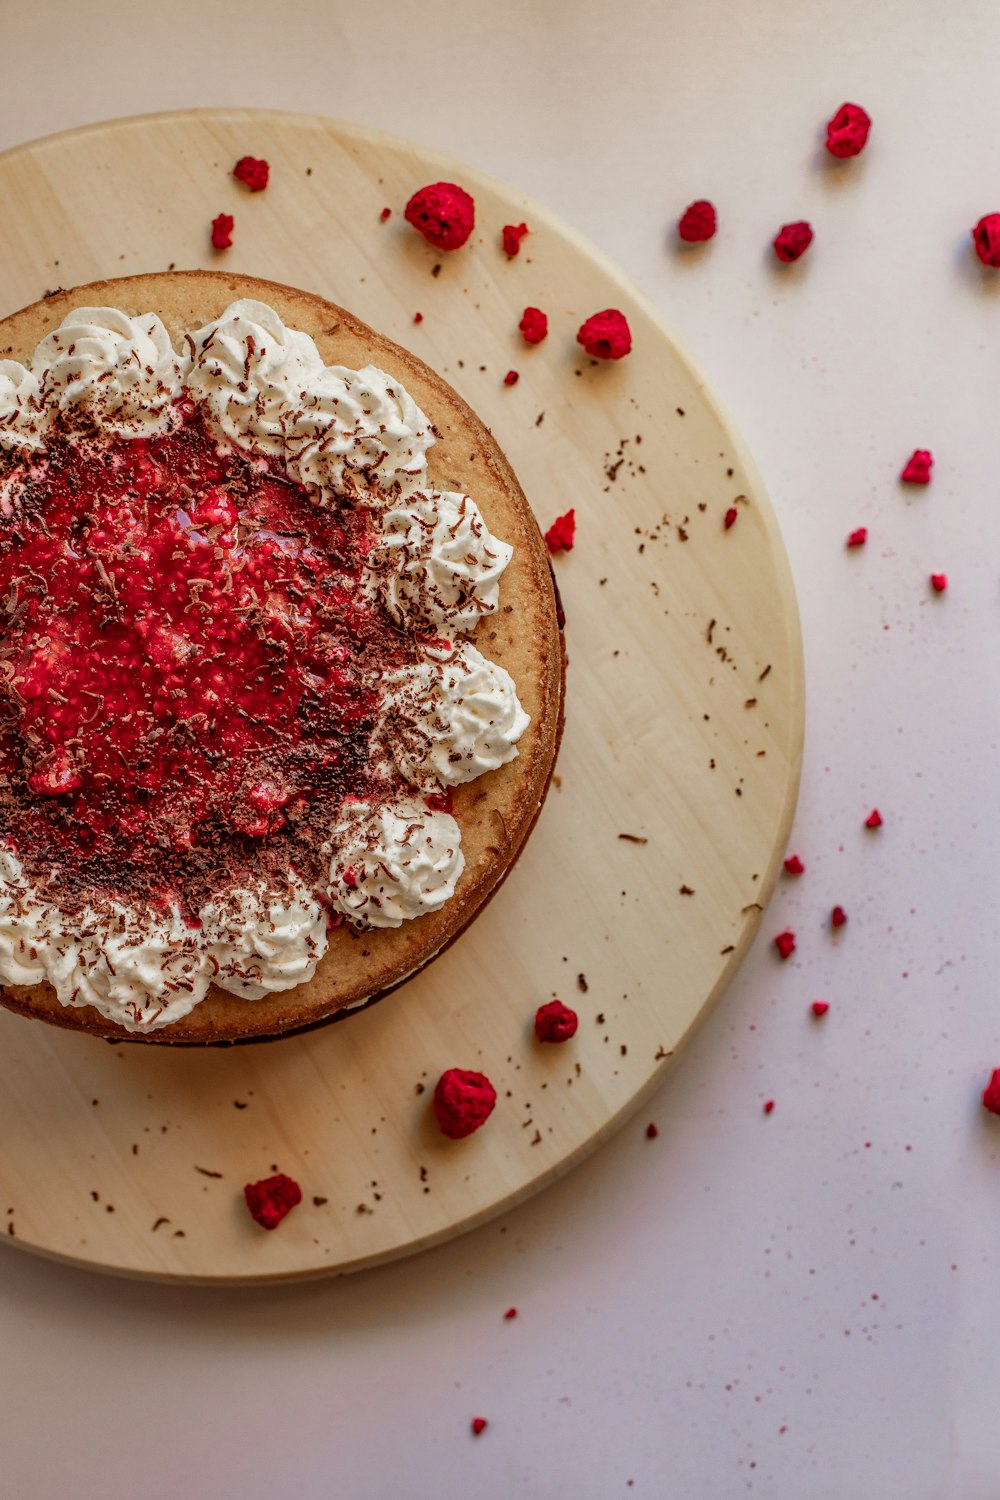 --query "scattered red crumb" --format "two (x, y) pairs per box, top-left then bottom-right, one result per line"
(503, 370), (520, 387)
(900, 449), (933, 484)
(811, 1001), (830, 1018)
(831, 905), (848, 928)
(577, 308), (632, 360)
(784, 854), (805, 875)
(503, 1307), (518, 1320)
(824, 103), (872, 158)
(773, 221), (814, 263)
(433, 1068), (497, 1139)
(534, 998), (579, 1043)
(724, 506), (738, 530)
(646, 1122), (659, 1139)
(232, 156), (269, 192)
(930, 572), (948, 593)
(424, 788), (454, 814)
(972, 214), (1000, 268)
(380, 206), (392, 222)
(211, 213), (234, 250)
(471, 1417), (488, 1437)
(678, 199), (717, 242)
(545, 509), (576, 554)
(763, 1099), (775, 1114)
(774, 930), (796, 960)
(502, 221), (529, 256)
(519, 306), (548, 344)
(865, 808), (883, 829)
(847, 527), (868, 548)
(404, 181), (475, 251)
(413, 311), (424, 324)
(244, 1173), (302, 1230)
(342, 866), (359, 888)
(982, 1069), (1000, 1115)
